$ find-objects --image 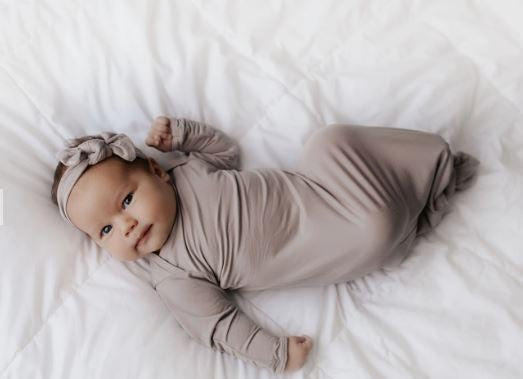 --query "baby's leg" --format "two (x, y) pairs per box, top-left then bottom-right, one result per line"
(296, 123), (480, 251)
